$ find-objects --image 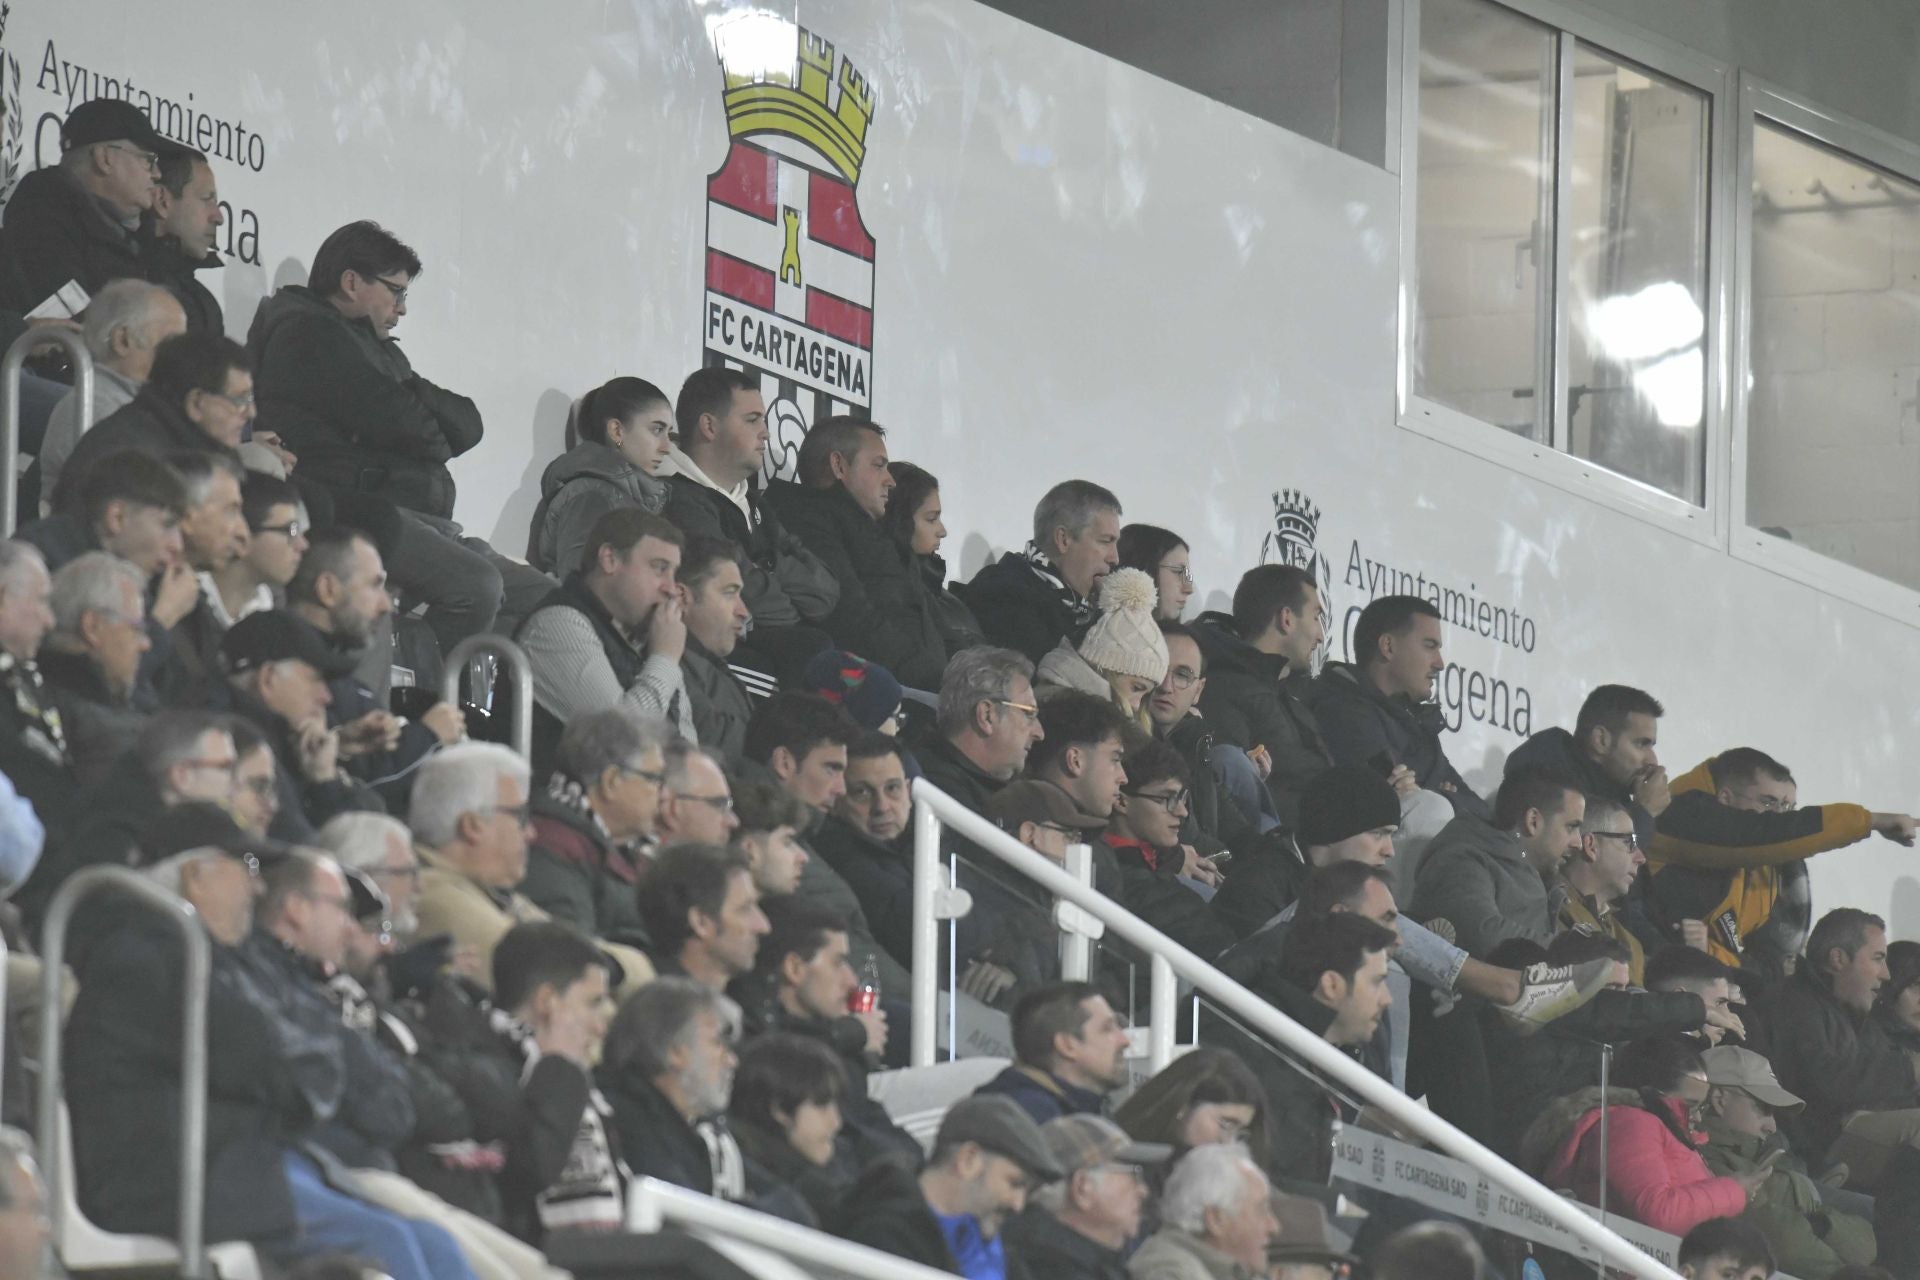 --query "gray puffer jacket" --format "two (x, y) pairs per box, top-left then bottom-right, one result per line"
(526, 441), (668, 576)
